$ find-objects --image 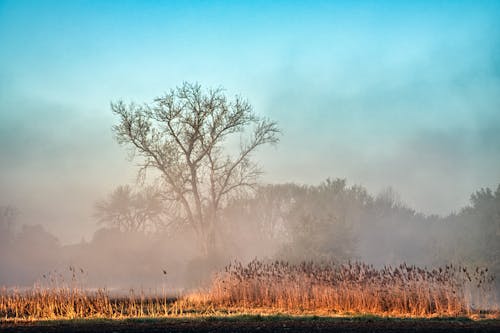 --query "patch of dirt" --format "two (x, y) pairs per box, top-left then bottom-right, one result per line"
(1, 319), (500, 333)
